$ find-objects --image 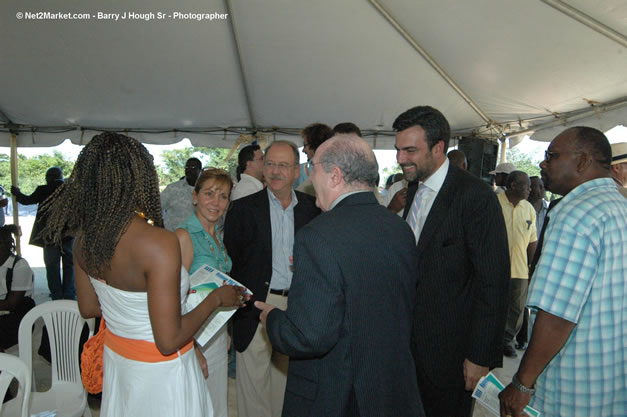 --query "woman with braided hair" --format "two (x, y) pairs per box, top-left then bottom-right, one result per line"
(41, 132), (246, 417)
